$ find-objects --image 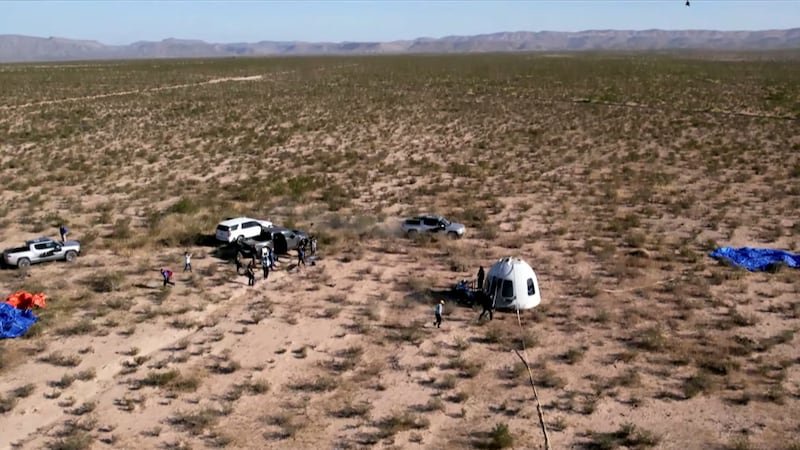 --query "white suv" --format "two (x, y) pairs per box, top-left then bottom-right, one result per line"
(215, 217), (273, 244)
